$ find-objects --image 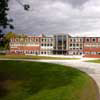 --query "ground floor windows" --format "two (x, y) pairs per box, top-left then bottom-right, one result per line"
(40, 51), (52, 55)
(12, 50), (40, 55)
